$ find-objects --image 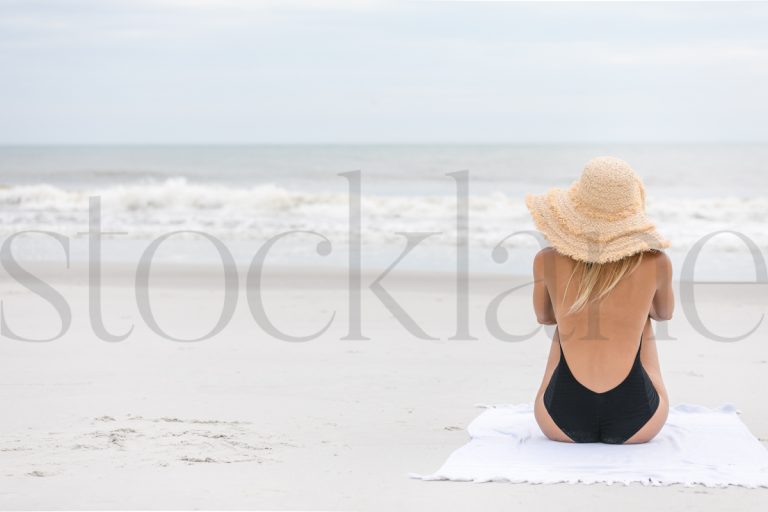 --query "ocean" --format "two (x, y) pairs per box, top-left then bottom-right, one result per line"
(1, 144), (766, 280)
